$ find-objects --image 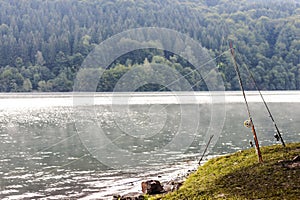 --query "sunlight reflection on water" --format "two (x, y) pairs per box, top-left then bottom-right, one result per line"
(0, 91), (299, 199)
